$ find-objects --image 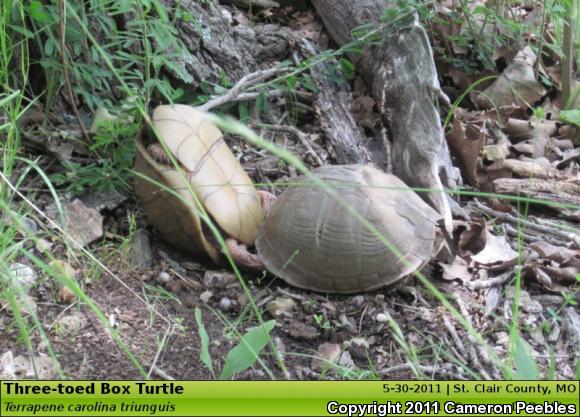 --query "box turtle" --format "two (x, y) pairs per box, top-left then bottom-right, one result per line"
(134, 104), (268, 267)
(255, 165), (443, 293)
